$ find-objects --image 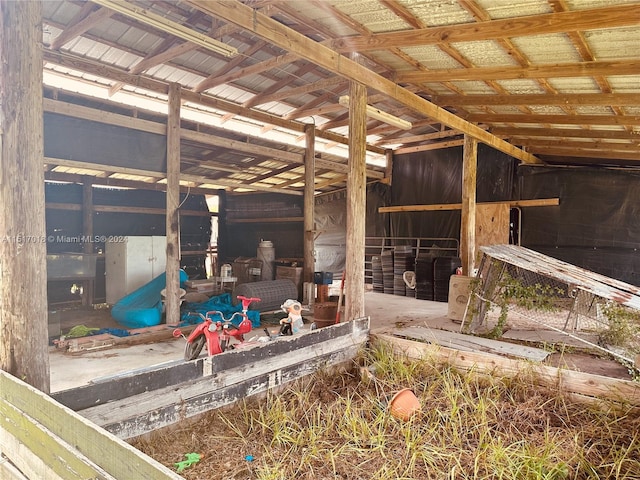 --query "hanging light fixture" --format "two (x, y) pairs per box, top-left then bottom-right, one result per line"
(91, 0), (238, 57)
